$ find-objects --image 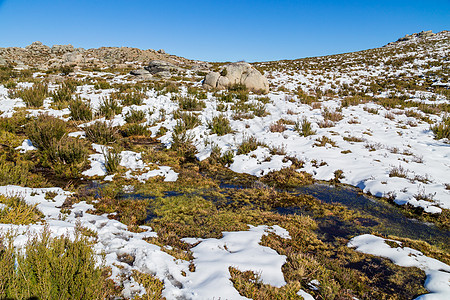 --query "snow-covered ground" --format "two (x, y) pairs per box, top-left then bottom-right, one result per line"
(0, 30), (449, 299)
(0, 185), (294, 299)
